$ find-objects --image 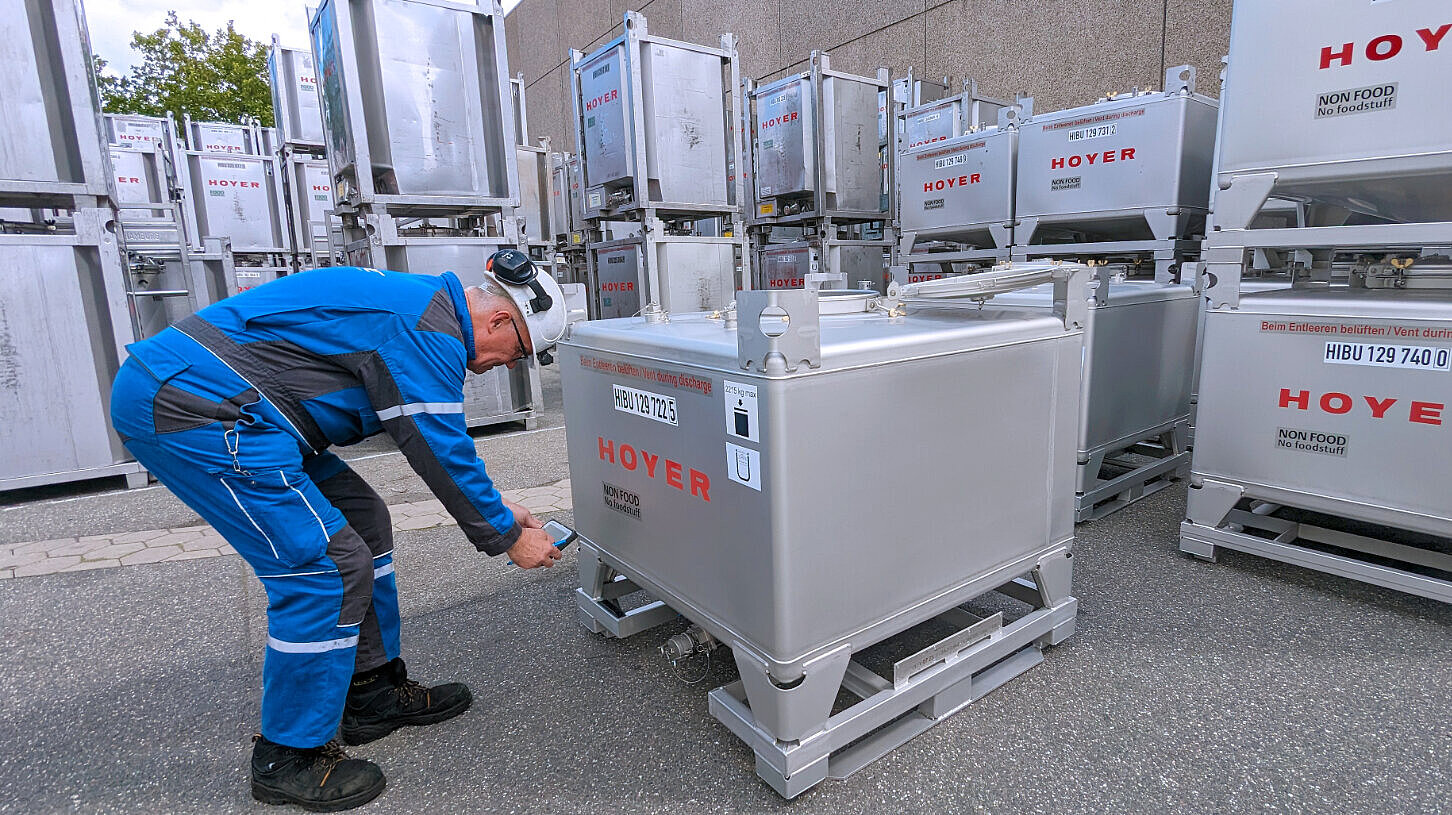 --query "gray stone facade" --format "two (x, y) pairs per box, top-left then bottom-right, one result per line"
(505, 0), (1233, 153)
